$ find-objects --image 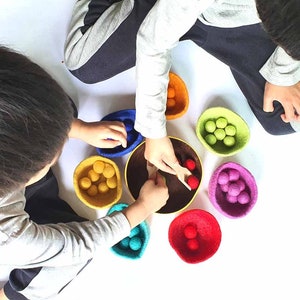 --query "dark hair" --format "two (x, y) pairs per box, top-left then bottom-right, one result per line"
(0, 46), (74, 197)
(256, 0), (300, 60)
